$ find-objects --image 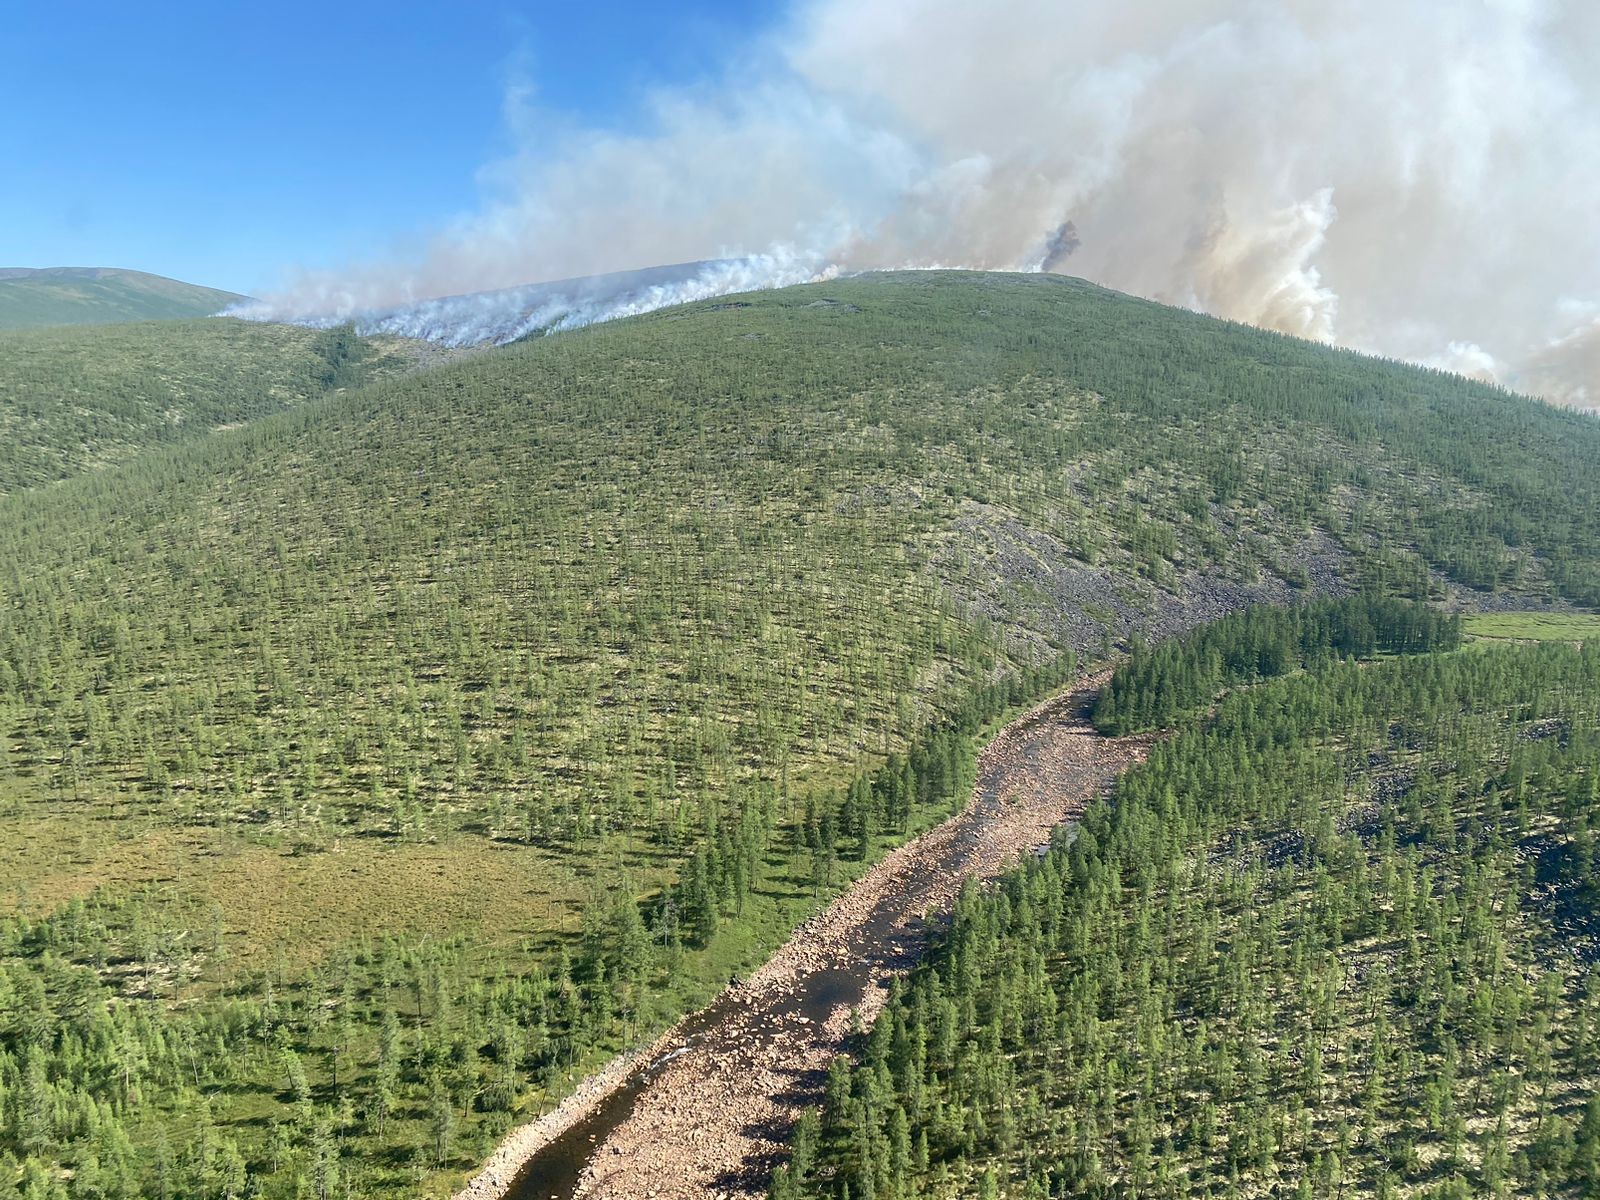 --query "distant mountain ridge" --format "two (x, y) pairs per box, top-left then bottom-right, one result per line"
(0, 265), (245, 329)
